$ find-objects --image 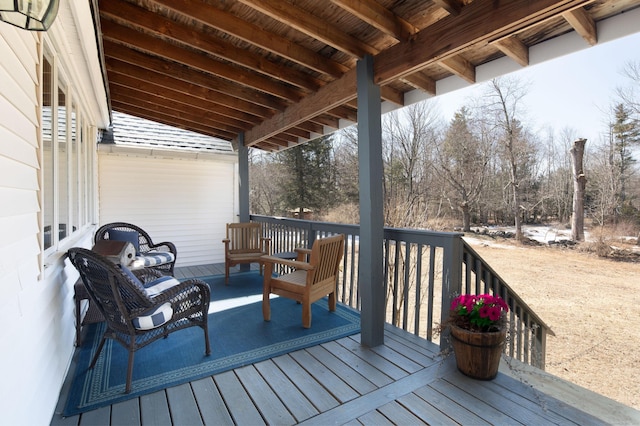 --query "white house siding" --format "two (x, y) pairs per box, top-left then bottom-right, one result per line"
(98, 148), (238, 267)
(0, 2), (108, 425)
